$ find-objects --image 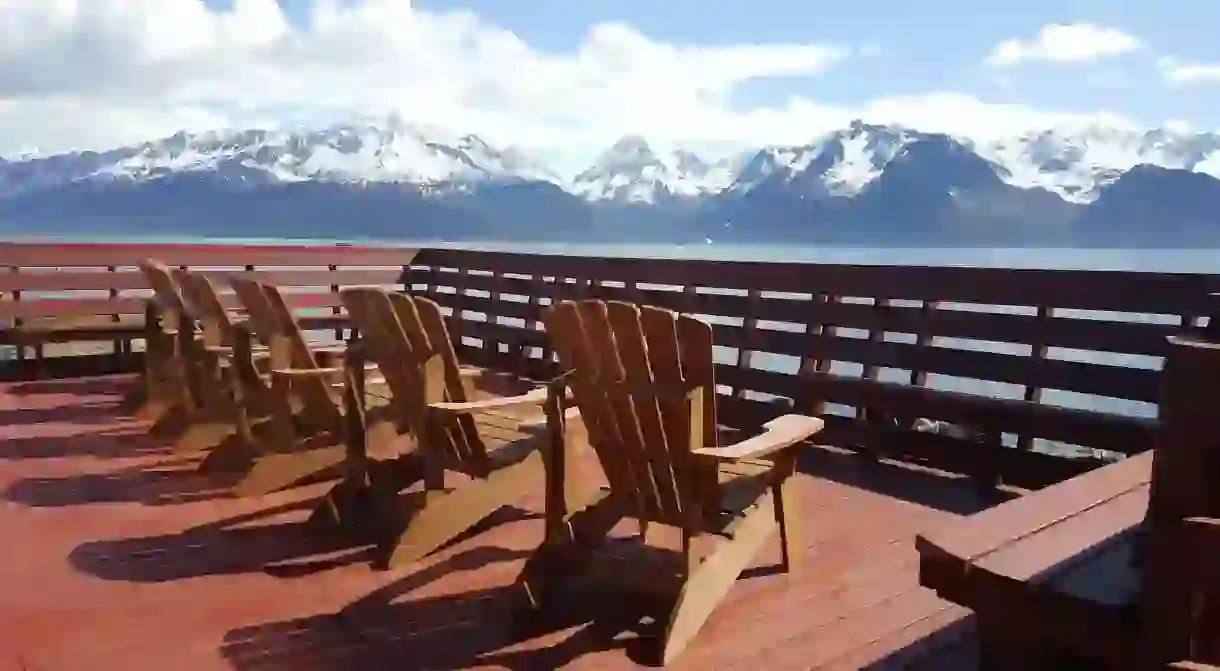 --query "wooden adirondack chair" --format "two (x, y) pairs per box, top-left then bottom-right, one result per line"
(332, 287), (587, 570)
(167, 268), (284, 460)
(517, 299), (824, 664)
(127, 259), (198, 427)
(220, 275), (399, 497)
